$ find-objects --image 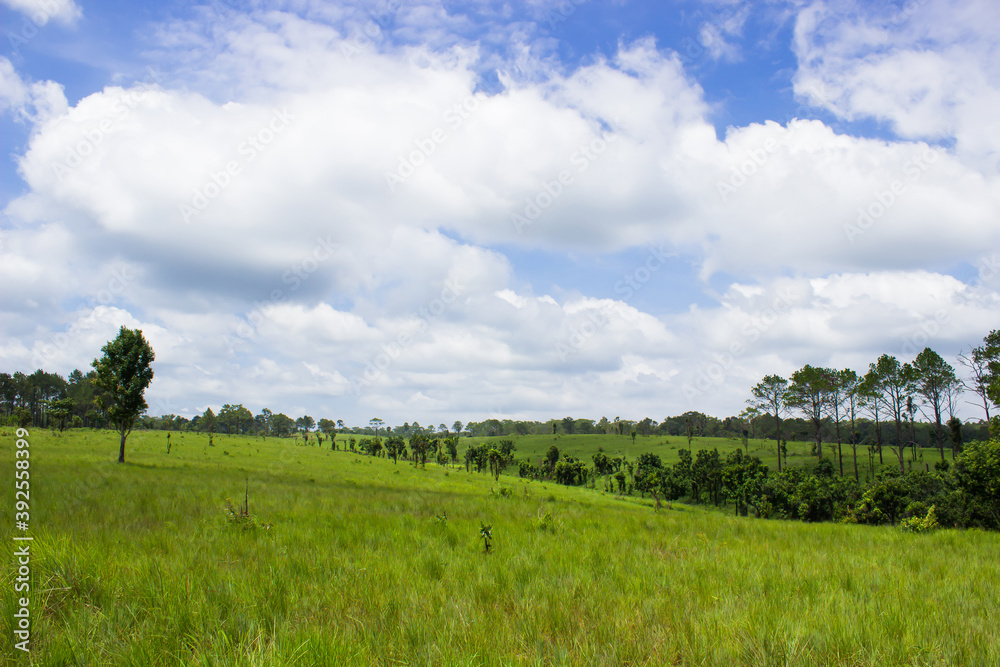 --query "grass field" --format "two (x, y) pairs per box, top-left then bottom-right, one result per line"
(2, 428), (998, 666)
